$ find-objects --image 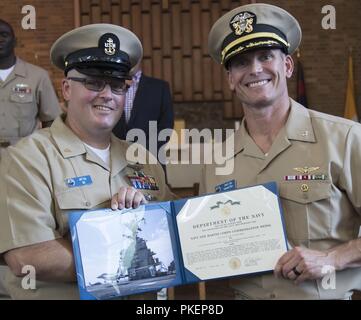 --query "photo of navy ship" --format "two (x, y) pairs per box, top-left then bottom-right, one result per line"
(74, 205), (177, 299)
